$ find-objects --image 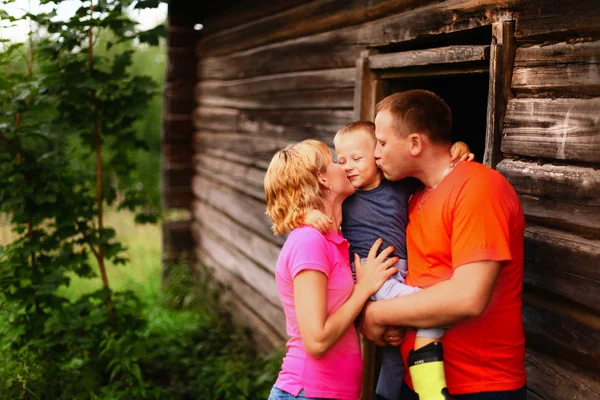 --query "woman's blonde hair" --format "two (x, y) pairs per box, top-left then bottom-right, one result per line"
(264, 139), (331, 235)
